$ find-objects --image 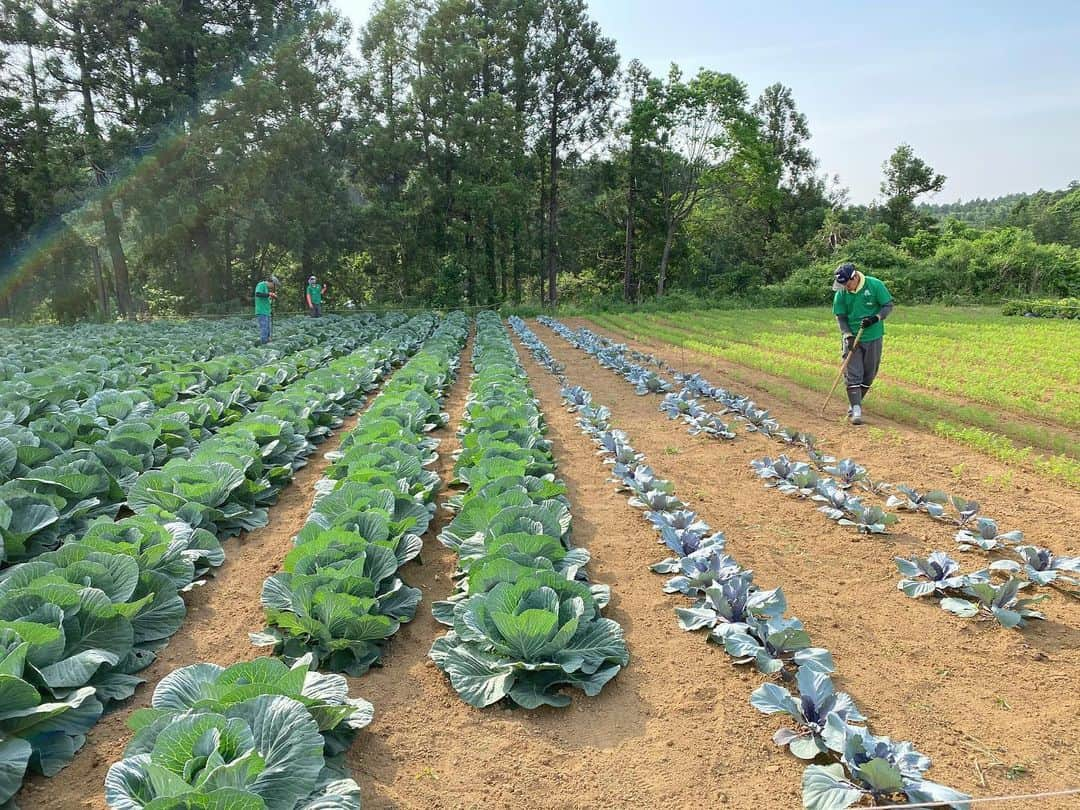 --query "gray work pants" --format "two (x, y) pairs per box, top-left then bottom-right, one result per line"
(845, 337), (882, 406)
